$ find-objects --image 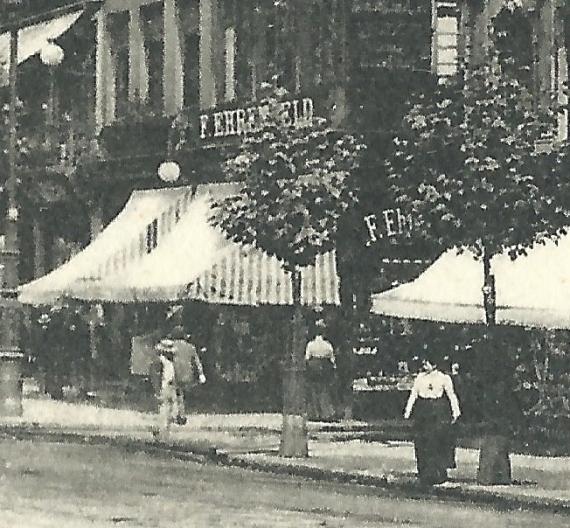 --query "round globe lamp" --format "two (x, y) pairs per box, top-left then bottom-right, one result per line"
(158, 161), (180, 183)
(40, 42), (65, 67)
